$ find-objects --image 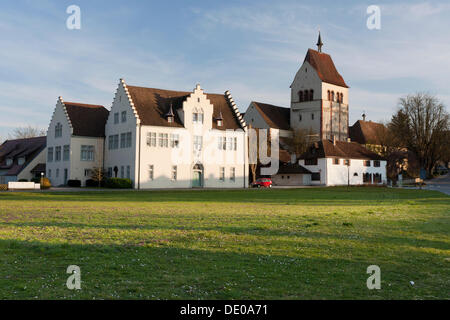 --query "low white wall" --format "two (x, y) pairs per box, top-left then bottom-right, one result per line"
(8, 182), (40, 190)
